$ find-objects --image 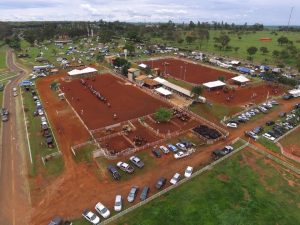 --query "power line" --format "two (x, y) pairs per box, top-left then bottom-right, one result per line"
(287, 6), (294, 28)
